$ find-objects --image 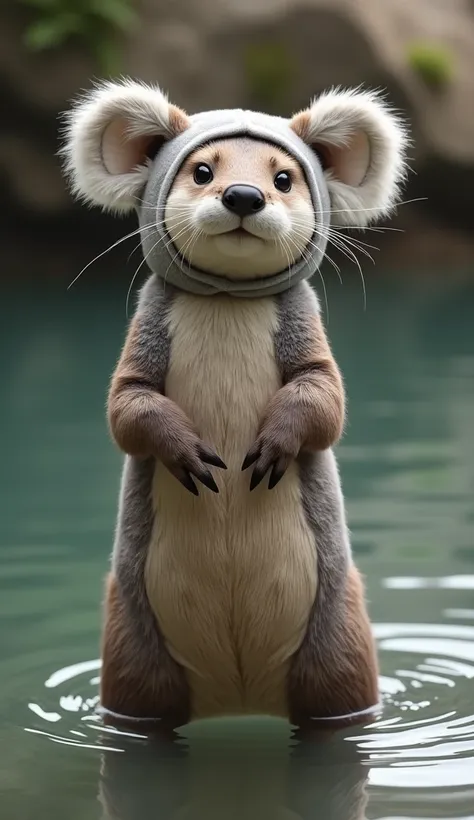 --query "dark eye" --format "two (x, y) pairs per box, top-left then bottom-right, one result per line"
(193, 164), (213, 185)
(274, 171), (292, 193)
